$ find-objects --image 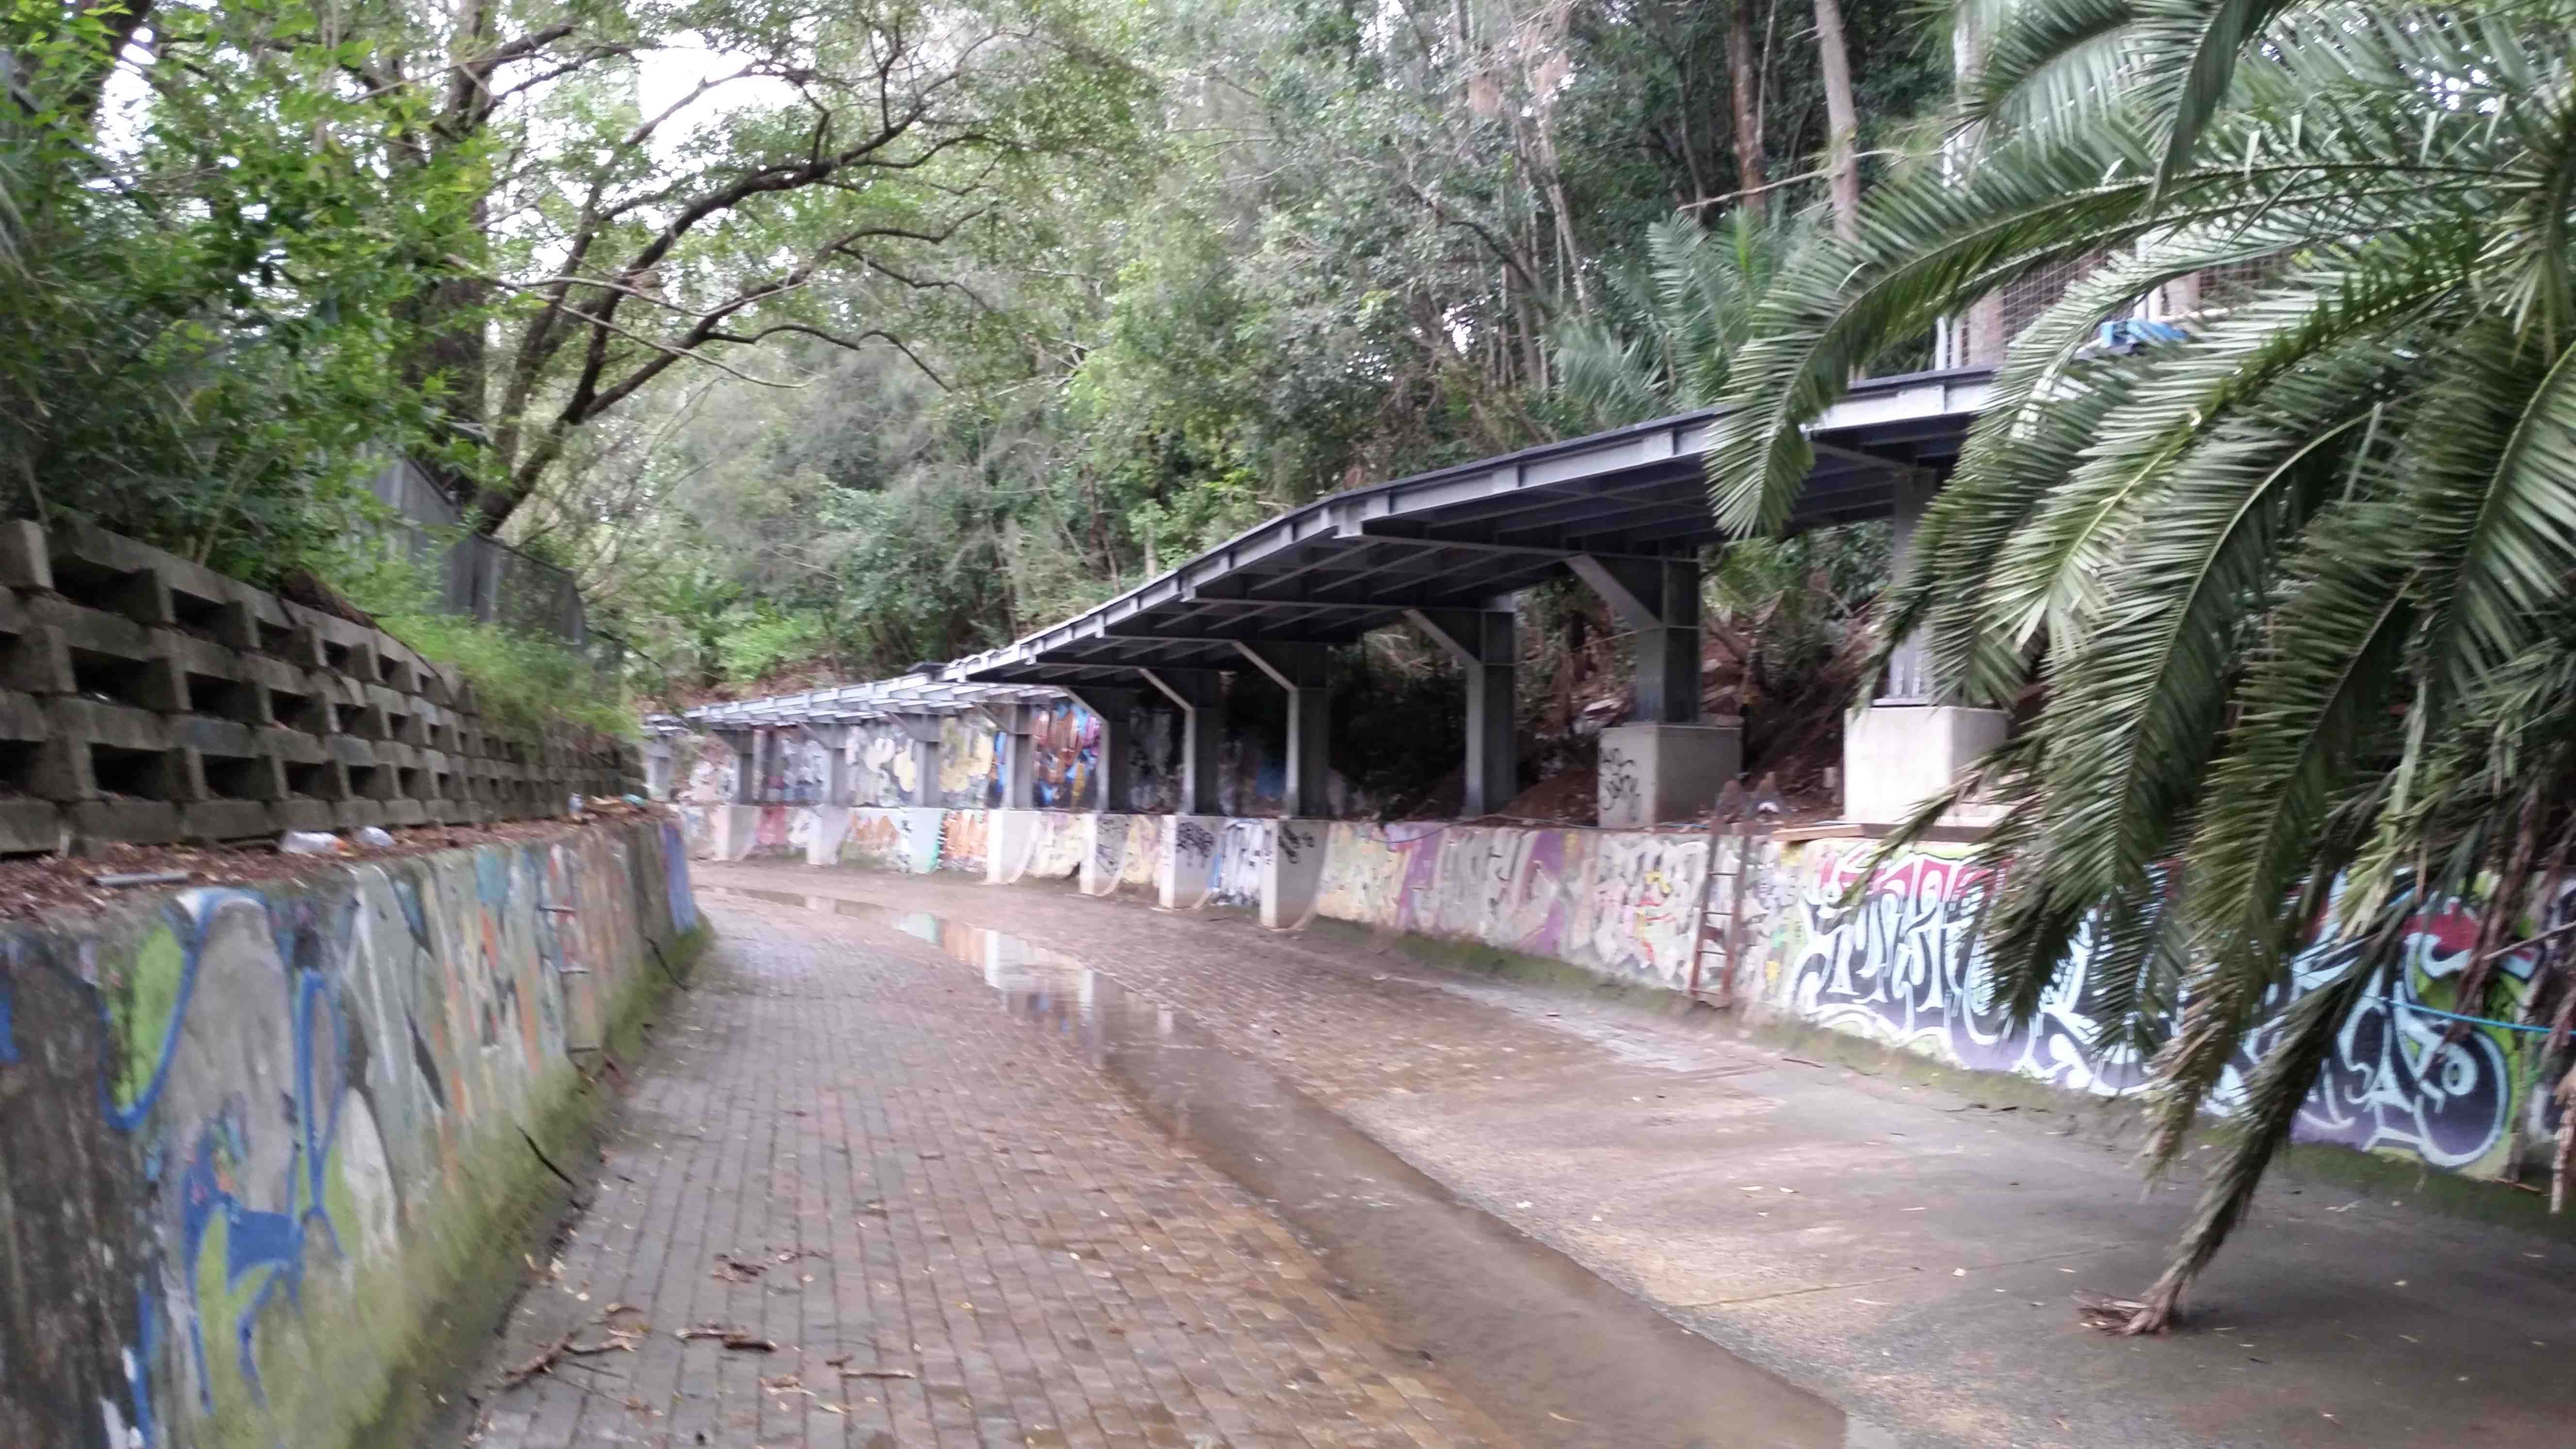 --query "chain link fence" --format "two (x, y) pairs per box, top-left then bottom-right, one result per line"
(369, 460), (628, 677)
